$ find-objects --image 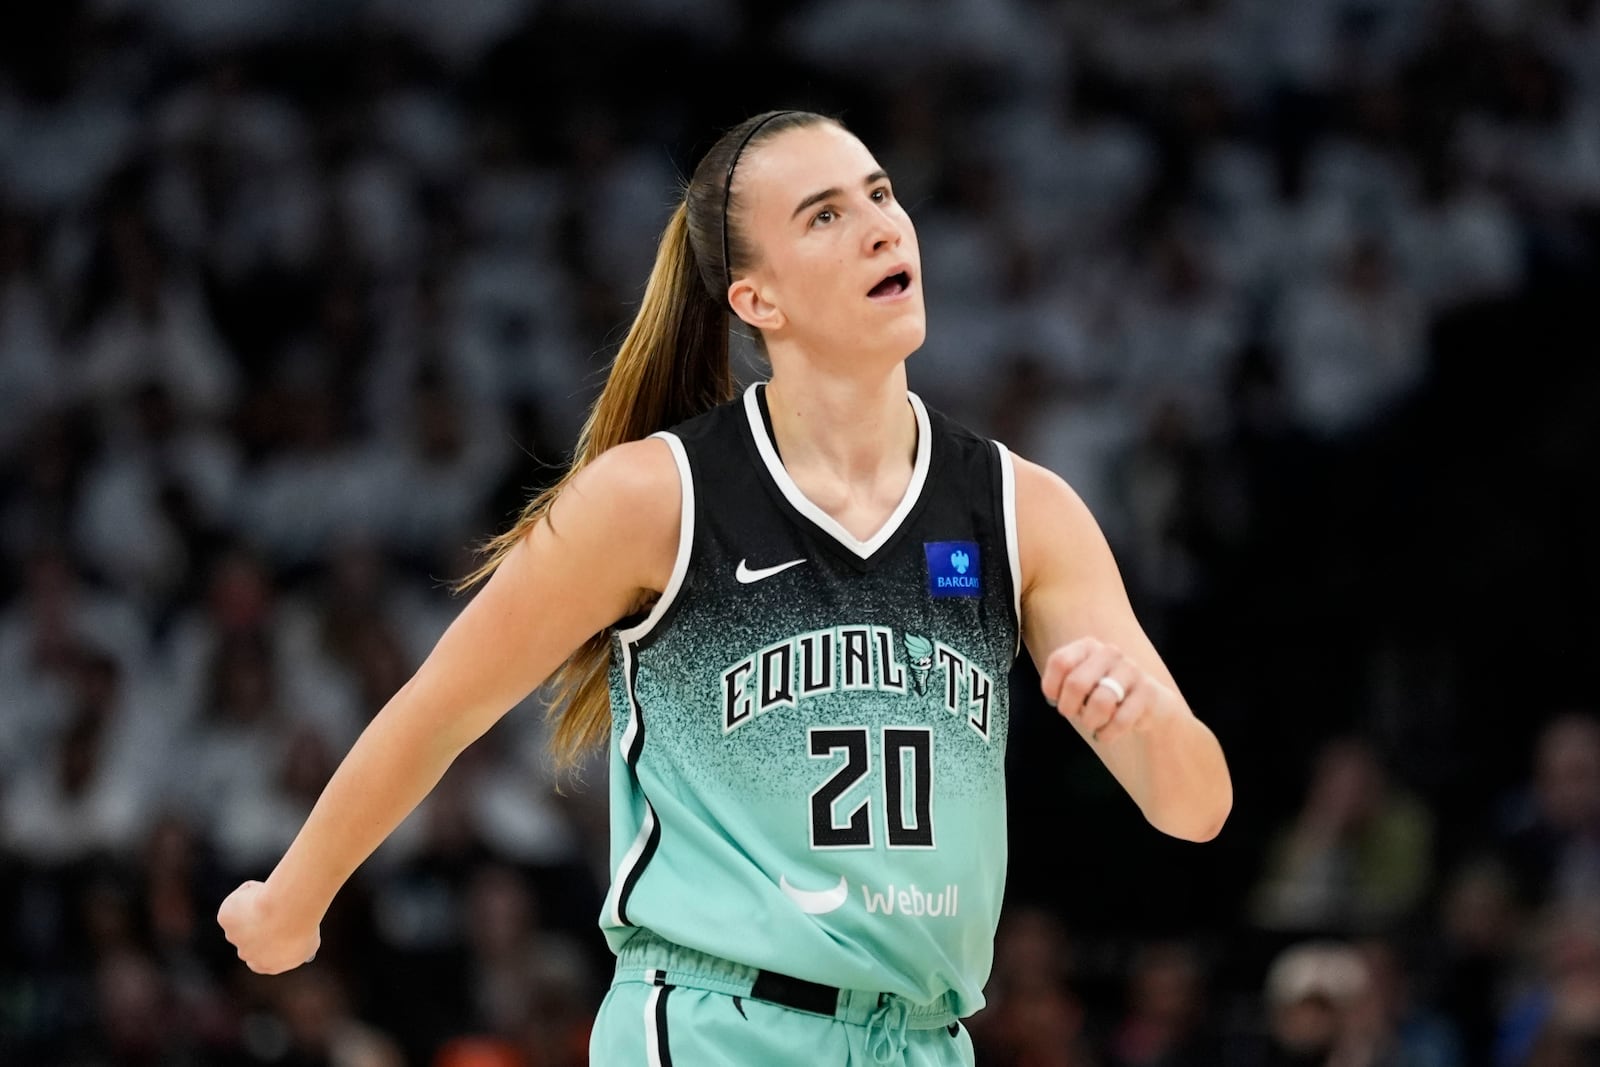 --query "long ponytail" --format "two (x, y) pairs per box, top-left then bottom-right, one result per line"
(458, 110), (835, 772)
(455, 199), (729, 769)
